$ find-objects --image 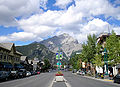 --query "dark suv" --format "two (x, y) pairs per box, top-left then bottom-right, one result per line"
(9, 71), (19, 79)
(0, 71), (10, 81)
(18, 69), (26, 78)
(113, 74), (120, 84)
